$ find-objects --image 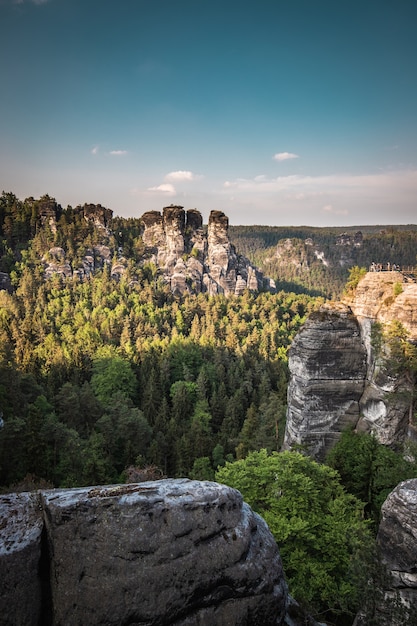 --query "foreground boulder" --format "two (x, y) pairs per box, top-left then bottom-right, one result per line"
(0, 491), (43, 626)
(0, 479), (288, 625)
(354, 478), (417, 625)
